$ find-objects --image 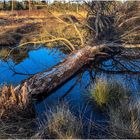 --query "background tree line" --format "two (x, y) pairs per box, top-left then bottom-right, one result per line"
(0, 0), (87, 12)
